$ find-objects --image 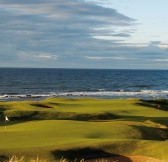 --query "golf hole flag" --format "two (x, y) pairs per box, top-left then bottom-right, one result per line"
(5, 116), (9, 122)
